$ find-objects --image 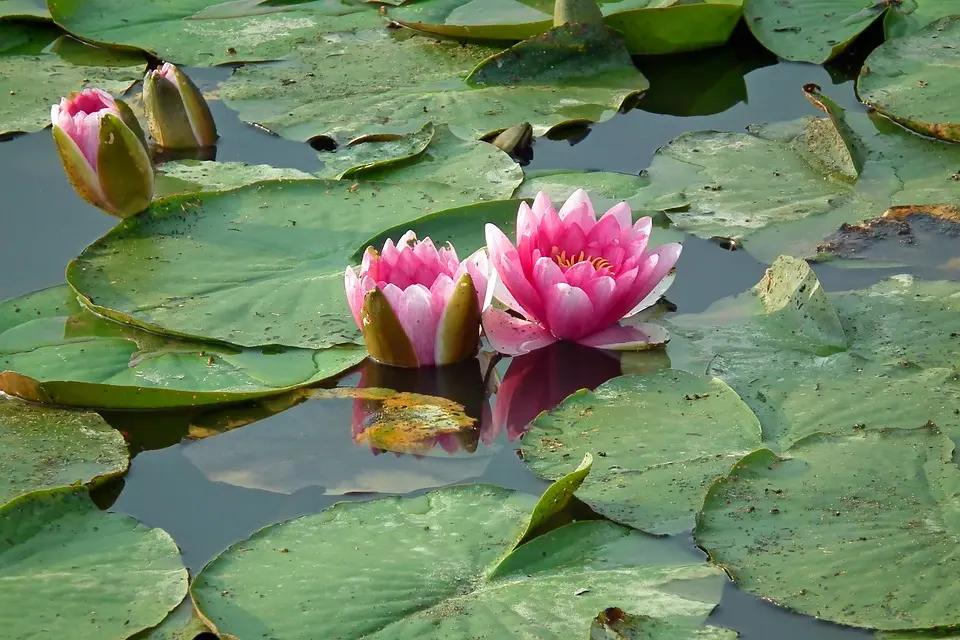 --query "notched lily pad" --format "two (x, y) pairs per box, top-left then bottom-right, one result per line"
(0, 285), (365, 409)
(316, 123), (436, 179)
(816, 203), (960, 274)
(0, 394), (128, 505)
